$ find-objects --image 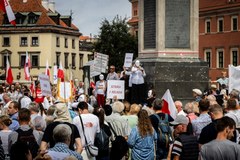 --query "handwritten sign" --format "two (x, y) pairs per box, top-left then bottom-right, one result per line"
(107, 80), (125, 99)
(39, 74), (52, 96)
(124, 53), (133, 68)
